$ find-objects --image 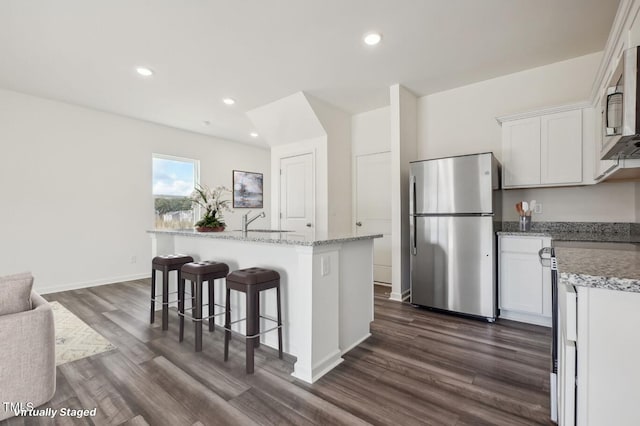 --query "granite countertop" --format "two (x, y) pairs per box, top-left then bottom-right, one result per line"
(497, 231), (552, 238)
(555, 246), (640, 293)
(147, 229), (383, 247)
(498, 230), (640, 243)
(499, 221), (640, 243)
